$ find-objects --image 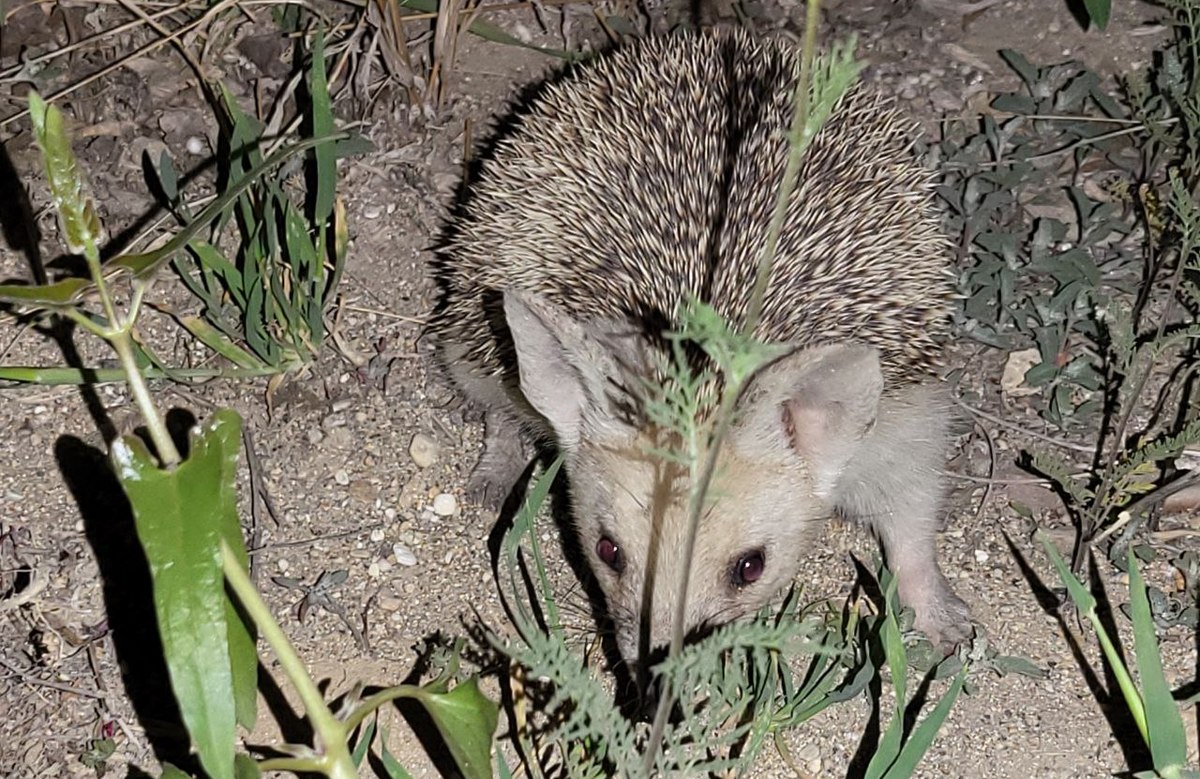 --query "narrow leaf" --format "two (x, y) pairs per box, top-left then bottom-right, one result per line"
(179, 317), (264, 370)
(308, 29), (336, 225)
(1128, 550), (1188, 769)
(880, 665), (969, 777)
